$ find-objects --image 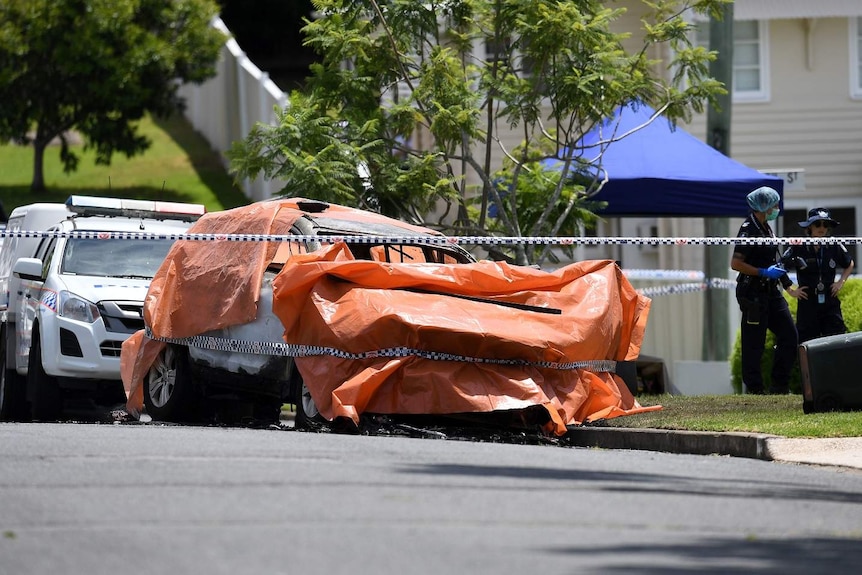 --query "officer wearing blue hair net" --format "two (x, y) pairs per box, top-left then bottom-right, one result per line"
(731, 186), (800, 394)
